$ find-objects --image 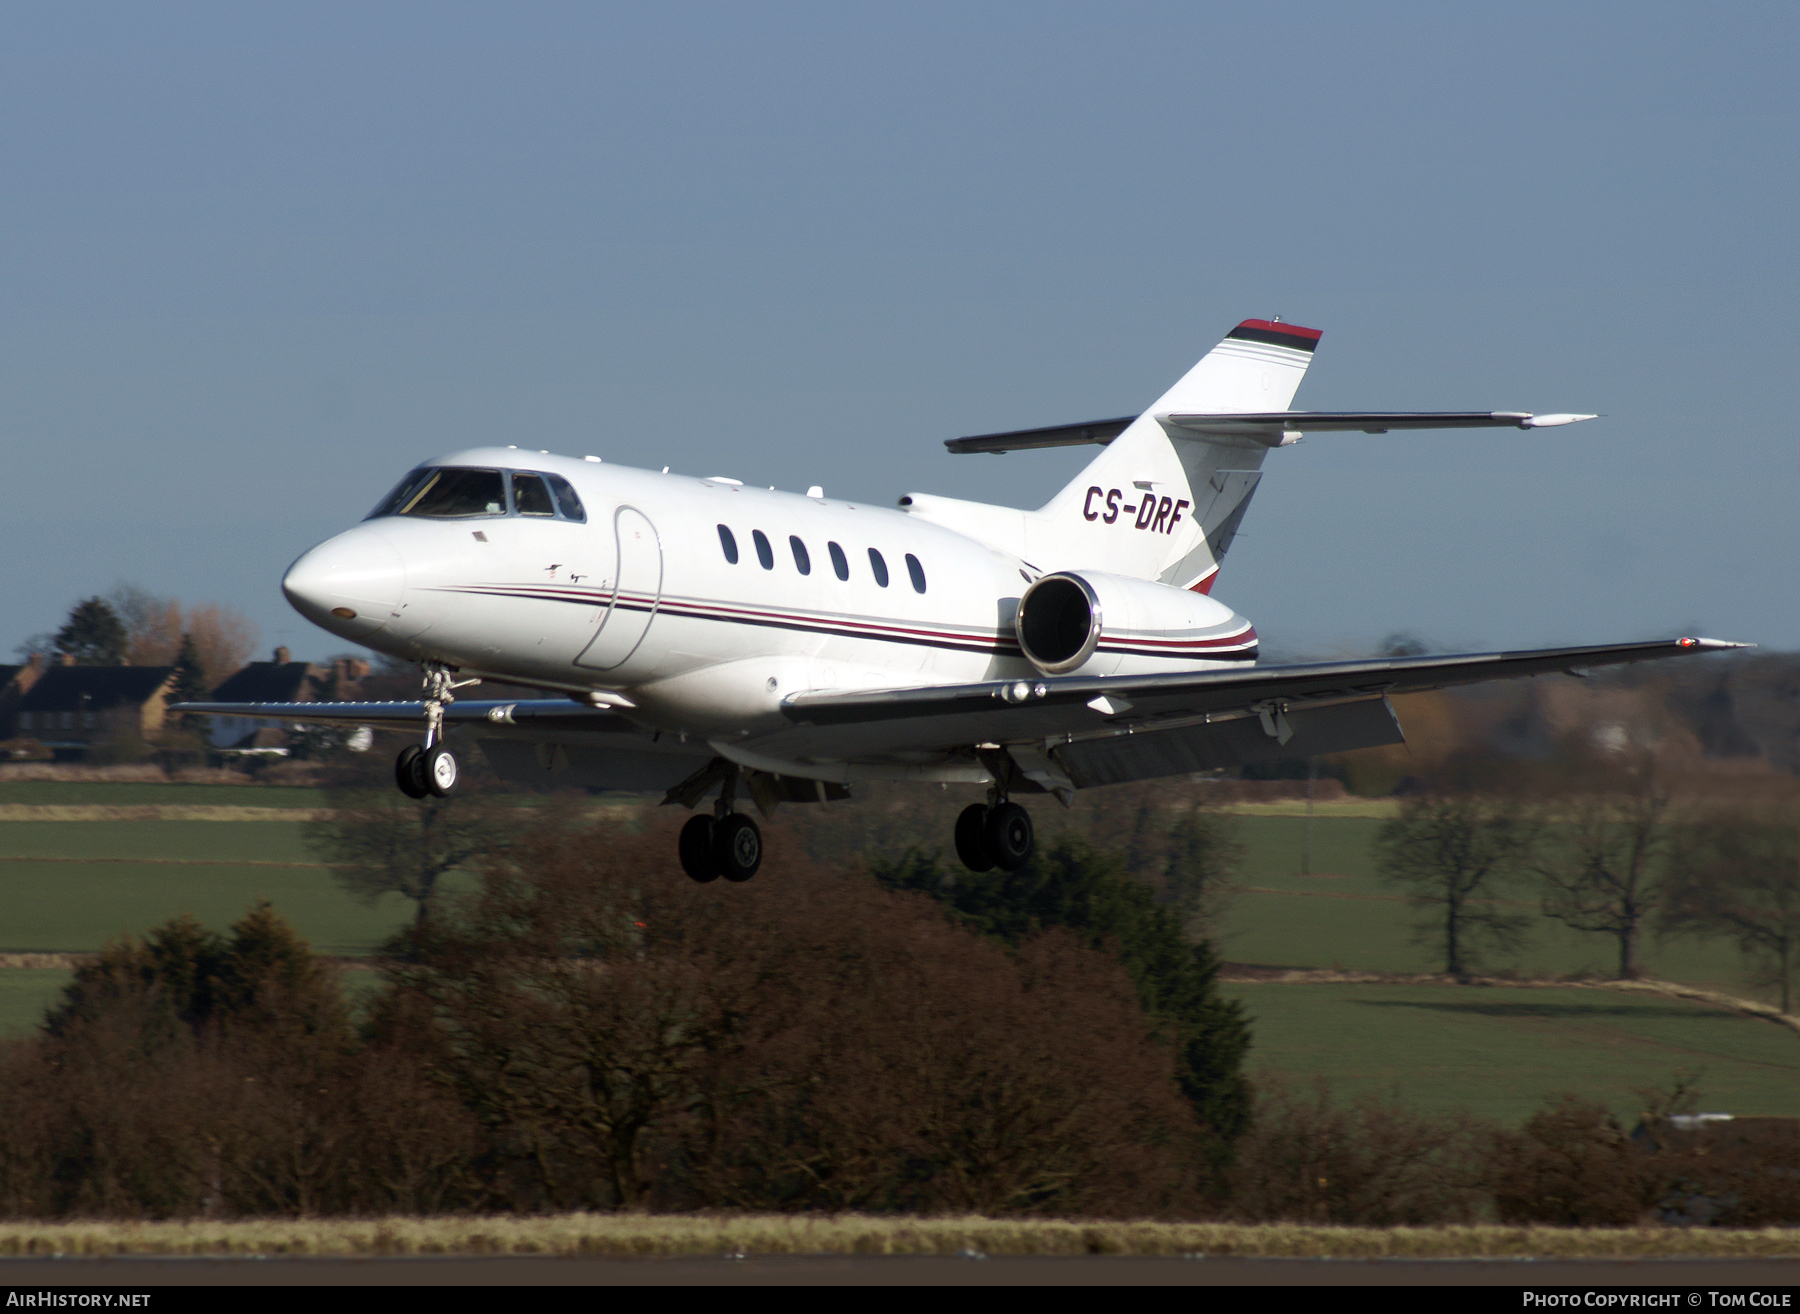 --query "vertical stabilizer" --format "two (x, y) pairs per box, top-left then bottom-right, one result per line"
(1030, 320), (1321, 589)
